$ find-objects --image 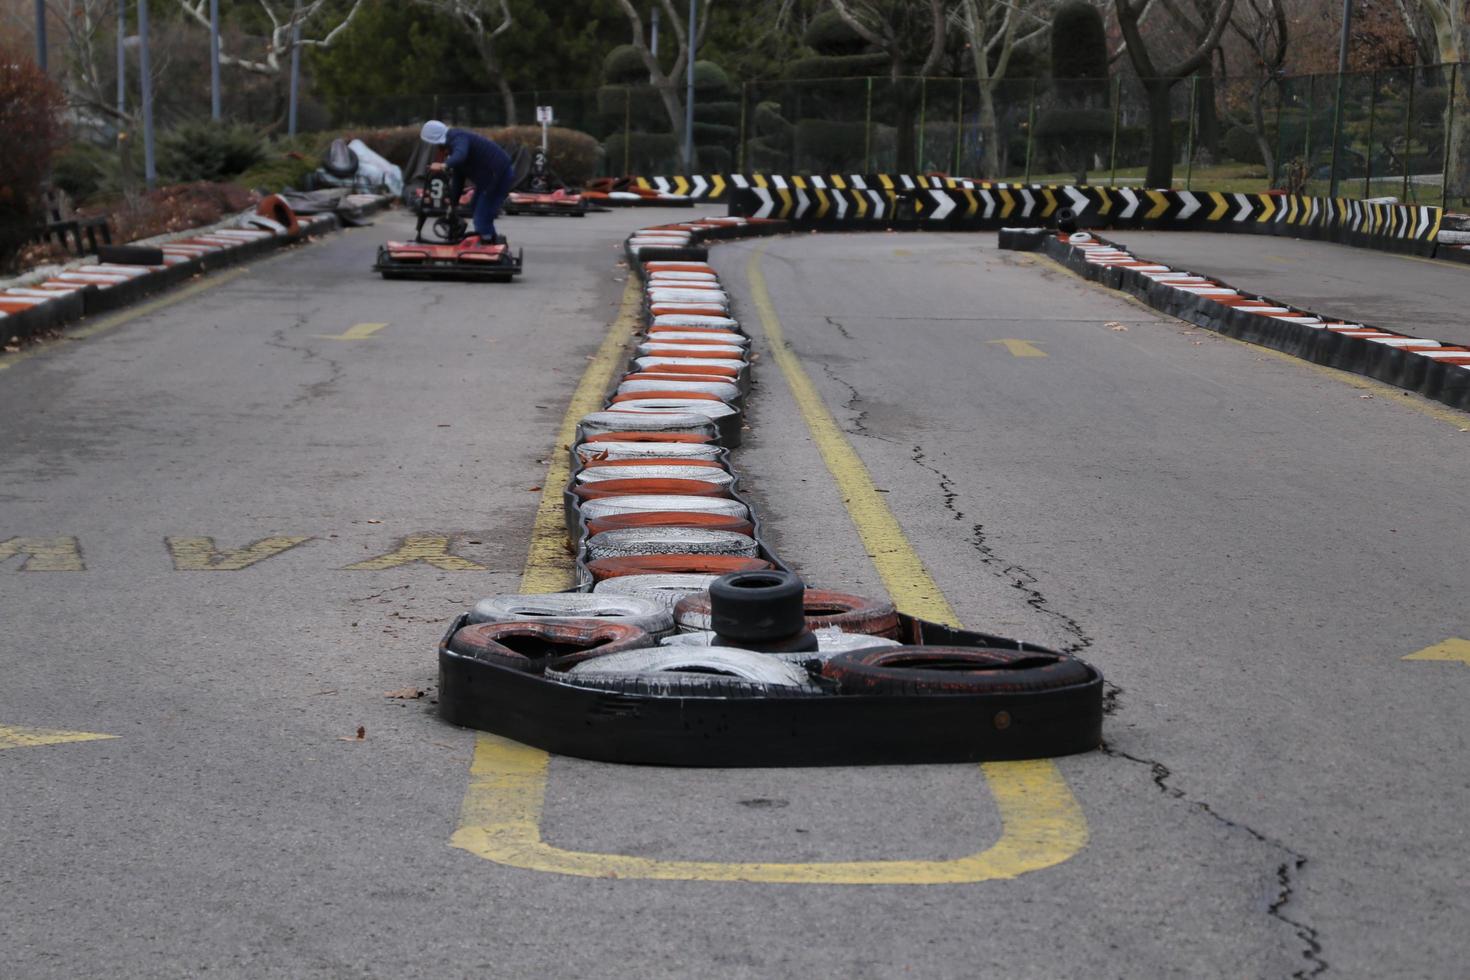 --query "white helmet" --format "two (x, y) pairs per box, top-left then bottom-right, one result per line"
(420, 120), (449, 145)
